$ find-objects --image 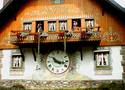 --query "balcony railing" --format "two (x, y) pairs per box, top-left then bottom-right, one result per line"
(10, 29), (101, 44)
